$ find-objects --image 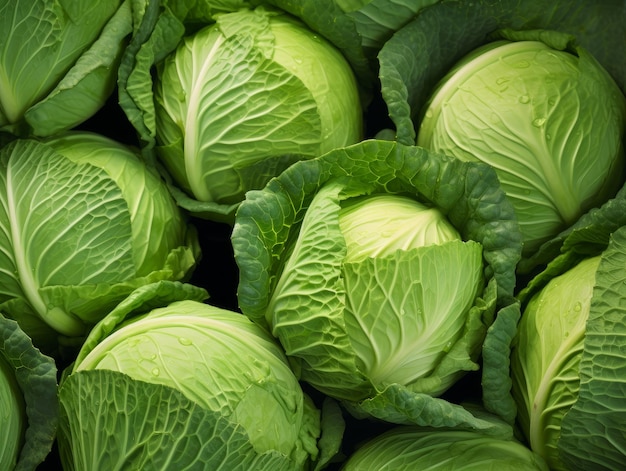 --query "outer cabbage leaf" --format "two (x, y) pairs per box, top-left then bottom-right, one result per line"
(342, 241), (484, 390)
(558, 225), (626, 470)
(519, 183), (626, 276)
(58, 369), (295, 471)
(481, 300), (521, 424)
(0, 0), (131, 137)
(341, 426), (548, 470)
(334, 0), (441, 57)
(0, 313), (58, 471)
